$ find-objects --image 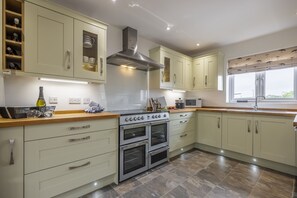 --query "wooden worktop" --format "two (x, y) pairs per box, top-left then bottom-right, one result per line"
(0, 112), (120, 128)
(169, 107), (297, 117)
